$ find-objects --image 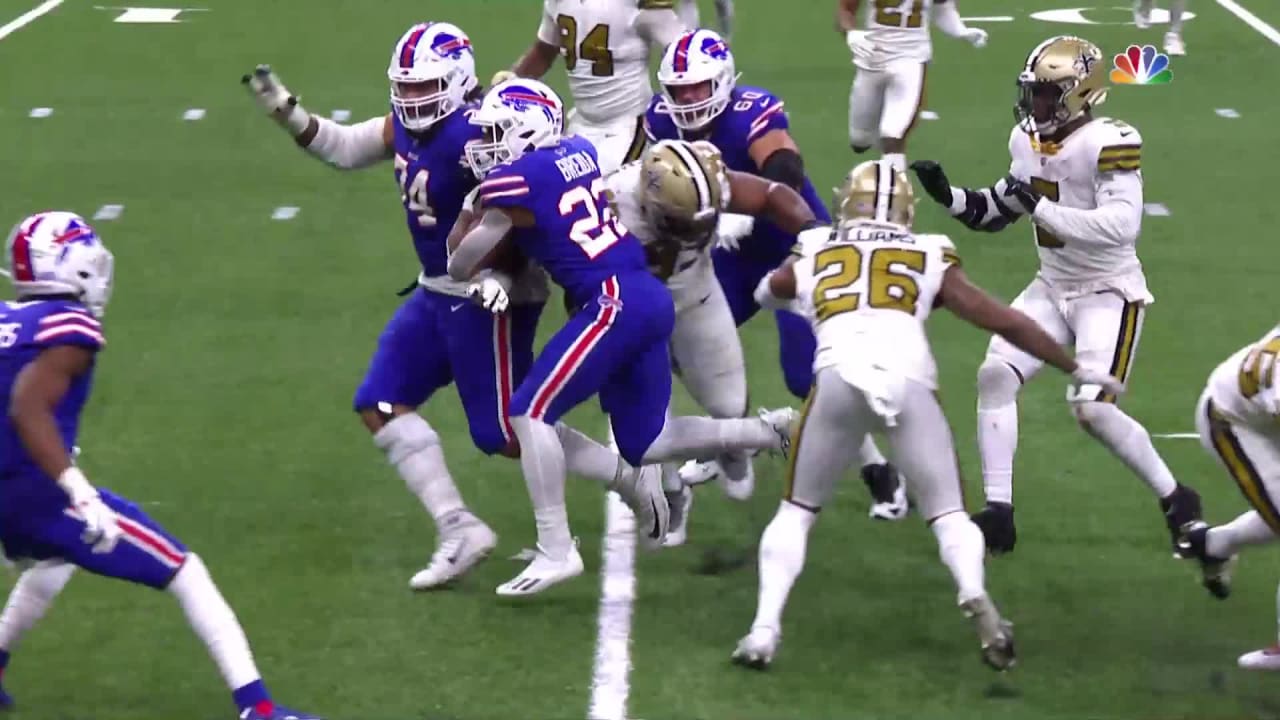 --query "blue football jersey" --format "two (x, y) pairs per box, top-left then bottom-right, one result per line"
(0, 300), (103, 502)
(644, 85), (831, 264)
(476, 135), (648, 306)
(391, 105), (483, 277)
